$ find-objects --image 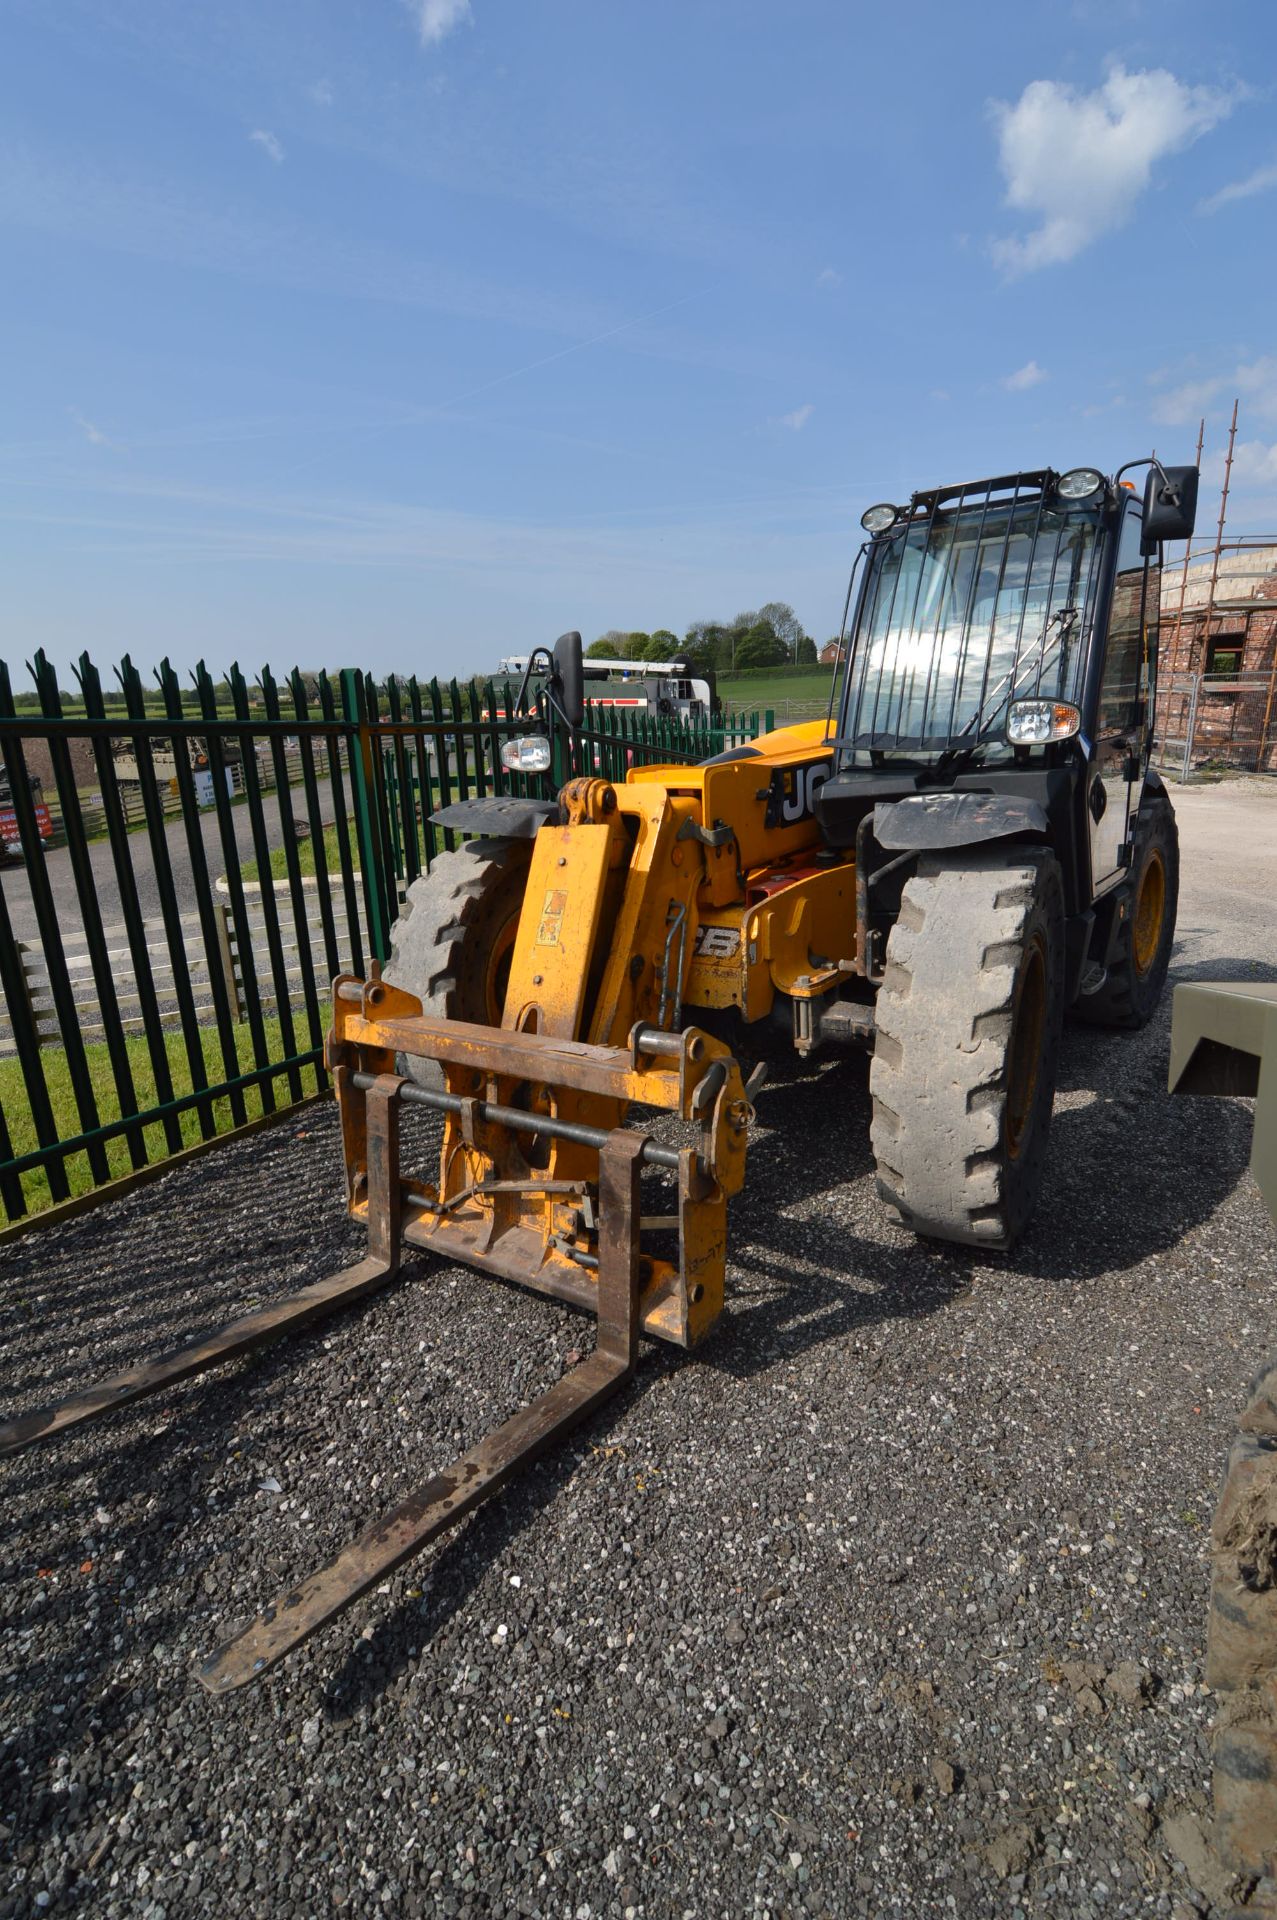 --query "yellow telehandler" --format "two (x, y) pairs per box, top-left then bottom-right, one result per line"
(1, 457), (1197, 1688)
